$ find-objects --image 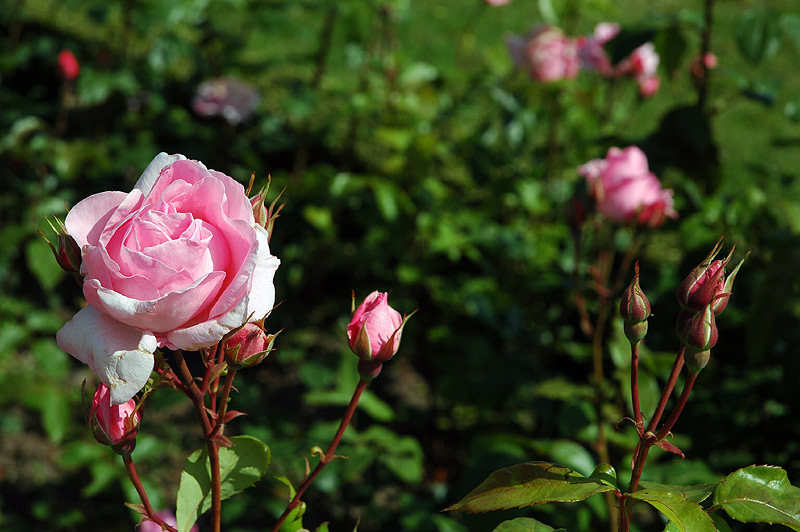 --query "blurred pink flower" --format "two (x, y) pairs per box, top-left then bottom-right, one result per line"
(617, 42), (660, 97)
(577, 22), (620, 75)
(139, 511), (198, 532)
(579, 146), (676, 227)
(57, 49), (80, 80)
(637, 75), (660, 97)
(484, 0), (512, 4)
(193, 78), (260, 125)
(507, 26), (580, 82)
